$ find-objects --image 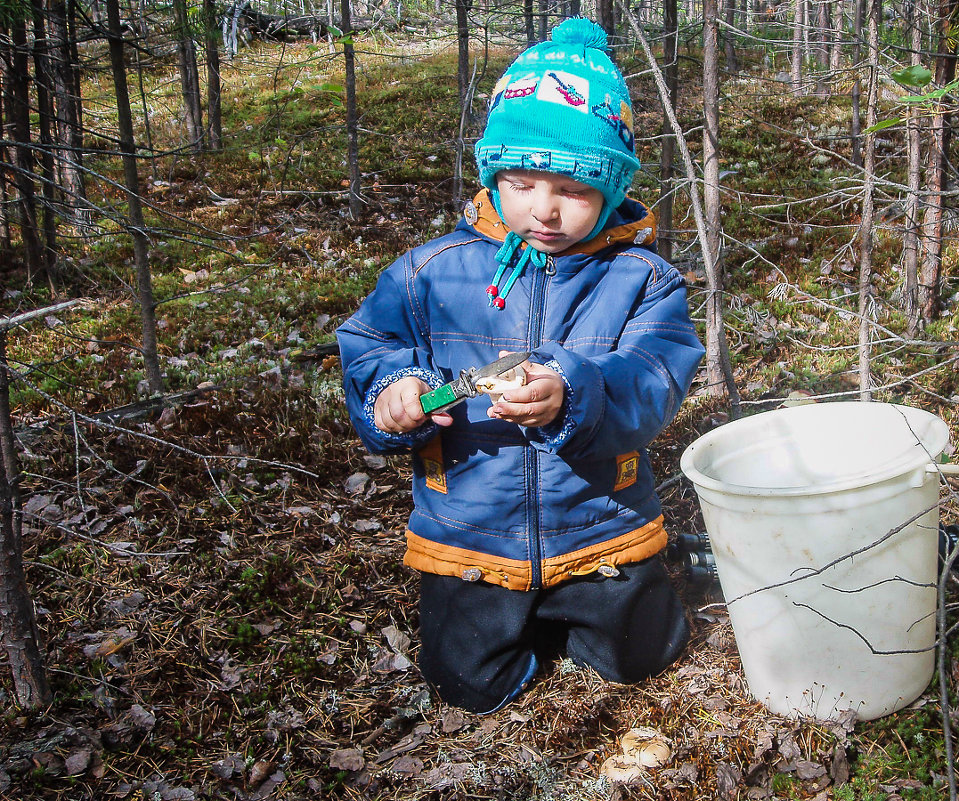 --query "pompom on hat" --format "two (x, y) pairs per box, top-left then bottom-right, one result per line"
(475, 17), (640, 240)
